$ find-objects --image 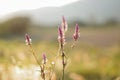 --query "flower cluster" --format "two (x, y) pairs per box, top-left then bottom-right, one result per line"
(25, 34), (55, 80)
(57, 16), (80, 80)
(25, 16), (80, 80)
